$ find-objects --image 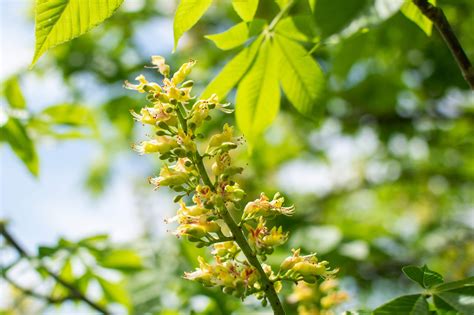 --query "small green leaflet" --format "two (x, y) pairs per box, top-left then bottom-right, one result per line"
(274, 34), (324, 116)
(402, 264), (444, 288)
(205, 19), (265, 50)
(401, 0), (436, 36)
(97, 249), (144, 272)
(232, 0), (259, 22)
(201, 35), (263, 100)
(32, 0), (124, 66)
(173, 0), (213, 50)
(374, 294), (429, 315)
(206, 22), (250, 50)
(236, 39), (280, 146)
